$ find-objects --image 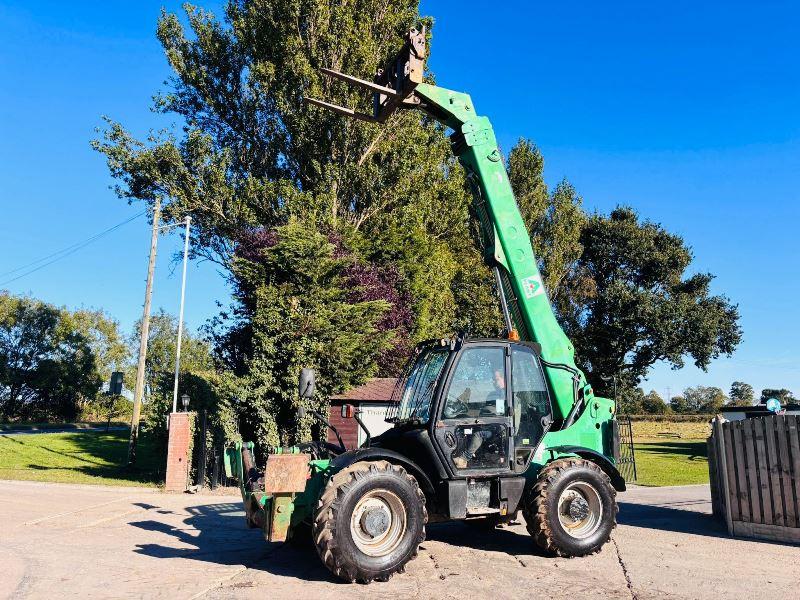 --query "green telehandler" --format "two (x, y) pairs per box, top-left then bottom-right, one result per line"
(225, 27), (625, 583)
